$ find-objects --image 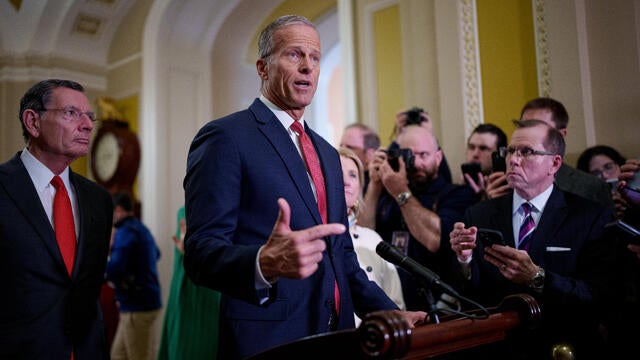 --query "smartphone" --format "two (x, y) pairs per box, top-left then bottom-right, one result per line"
(606, 178), (619, 195)
(477, 228), (506, 247)
(492, 151), (506, 173)
(605, 220), (640, 244)
(461, 162), (482, 184)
